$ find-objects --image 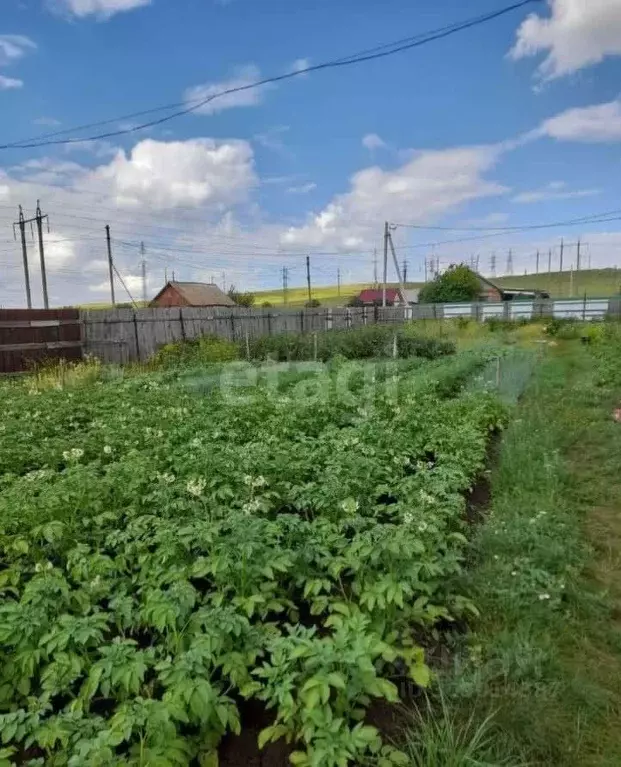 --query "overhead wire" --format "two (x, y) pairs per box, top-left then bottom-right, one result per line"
(0, 0), (540, 149)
